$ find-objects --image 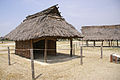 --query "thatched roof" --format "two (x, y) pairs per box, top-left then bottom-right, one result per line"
(5, 5), (83, 41)
(81, 24), (120, 41)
